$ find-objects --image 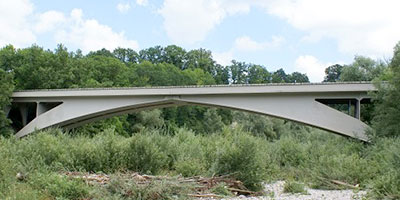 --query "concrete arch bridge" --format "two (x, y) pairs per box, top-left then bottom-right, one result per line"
(7, 82), (376, 141)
